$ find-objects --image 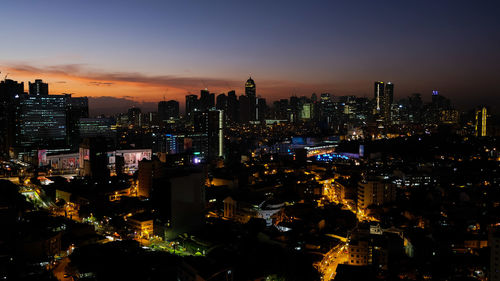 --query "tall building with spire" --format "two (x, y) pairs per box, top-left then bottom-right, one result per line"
(245, 77), (256, 98)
